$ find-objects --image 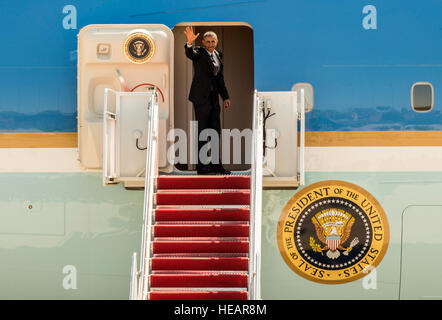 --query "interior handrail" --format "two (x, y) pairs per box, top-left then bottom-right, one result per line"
(136, 88), (159, 300)
(299, 88), (305, 186)
(248, 90), (264, 300)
